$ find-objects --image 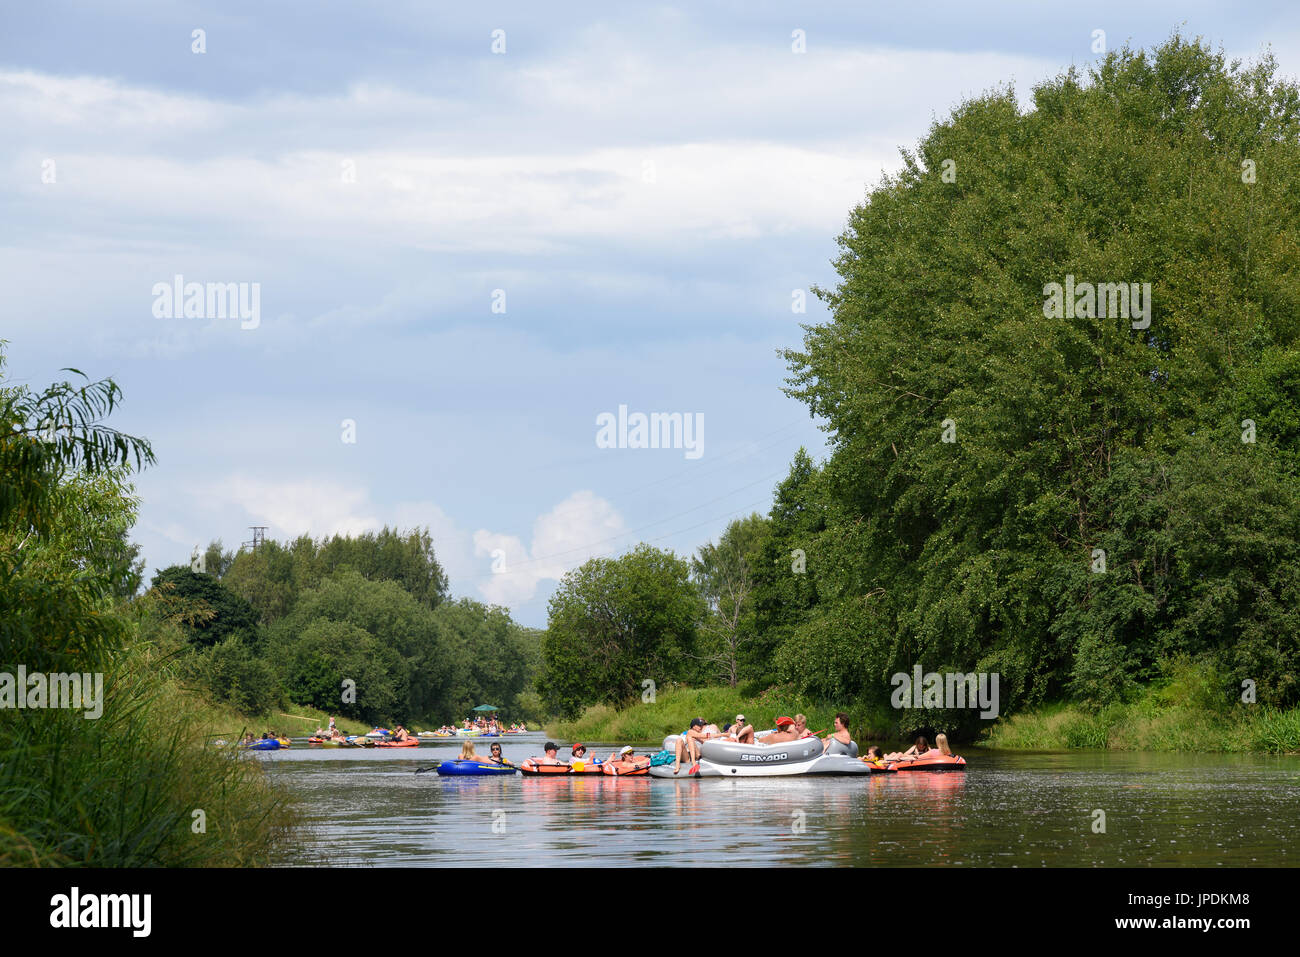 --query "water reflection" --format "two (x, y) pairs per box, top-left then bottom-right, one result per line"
(267, 746), (1300, 867)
